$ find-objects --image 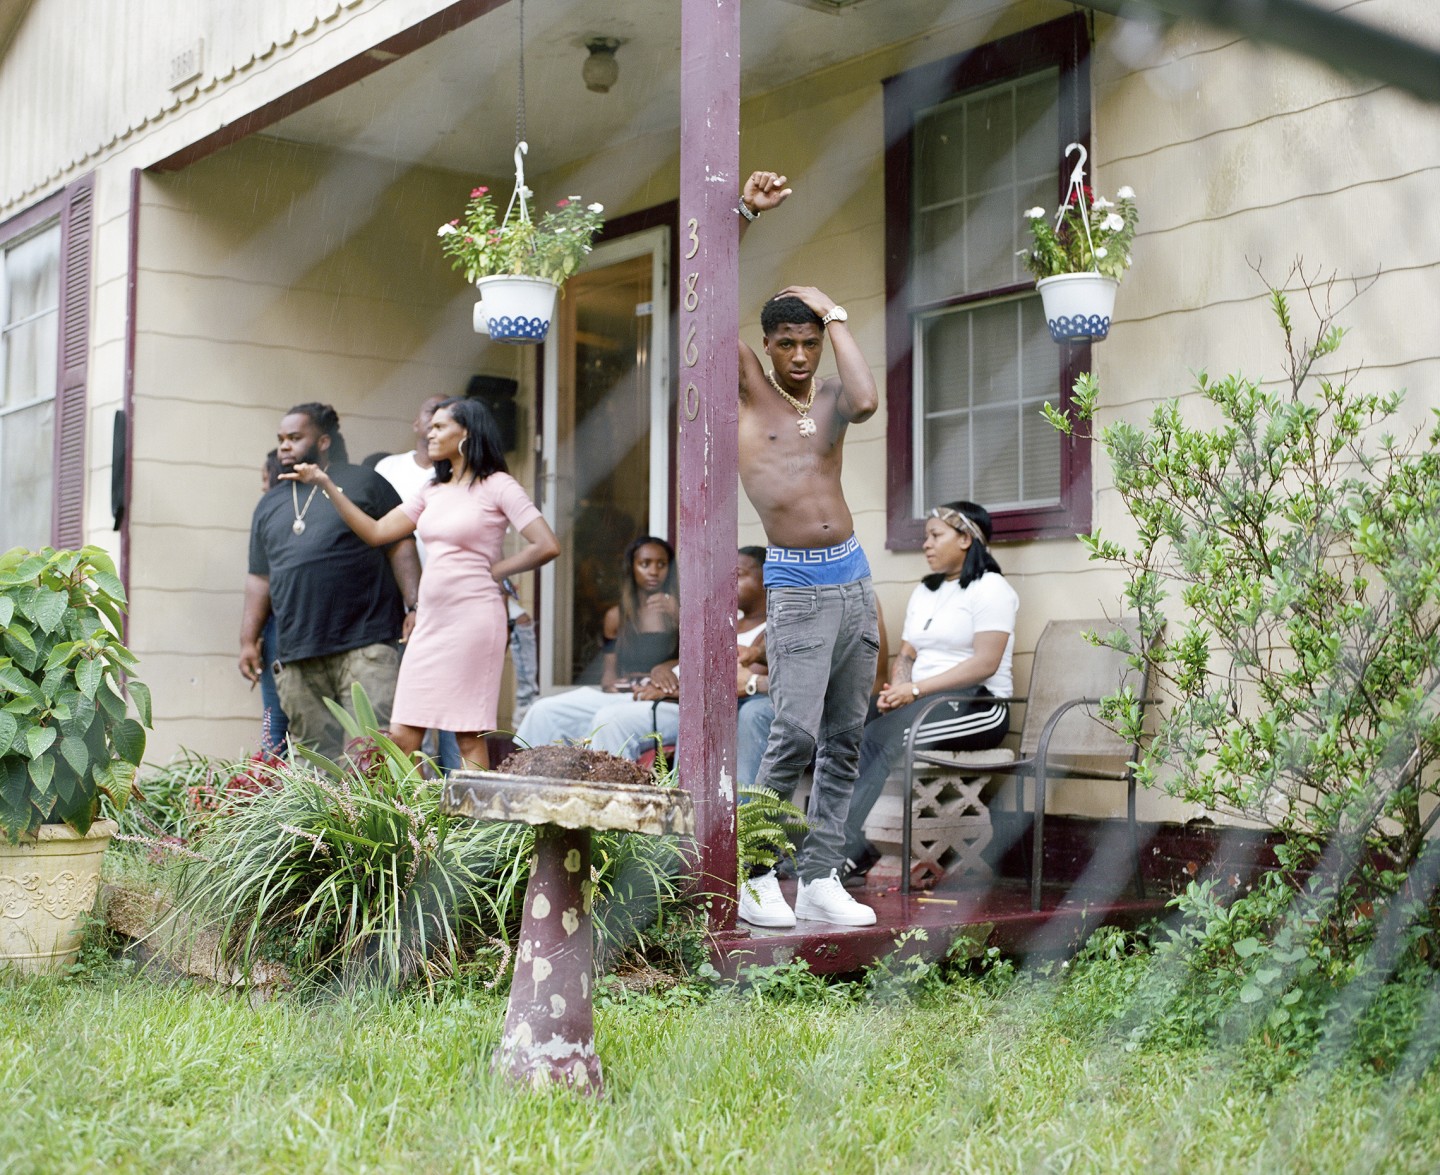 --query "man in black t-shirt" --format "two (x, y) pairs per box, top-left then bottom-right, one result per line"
(239, 403), (421, 760)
